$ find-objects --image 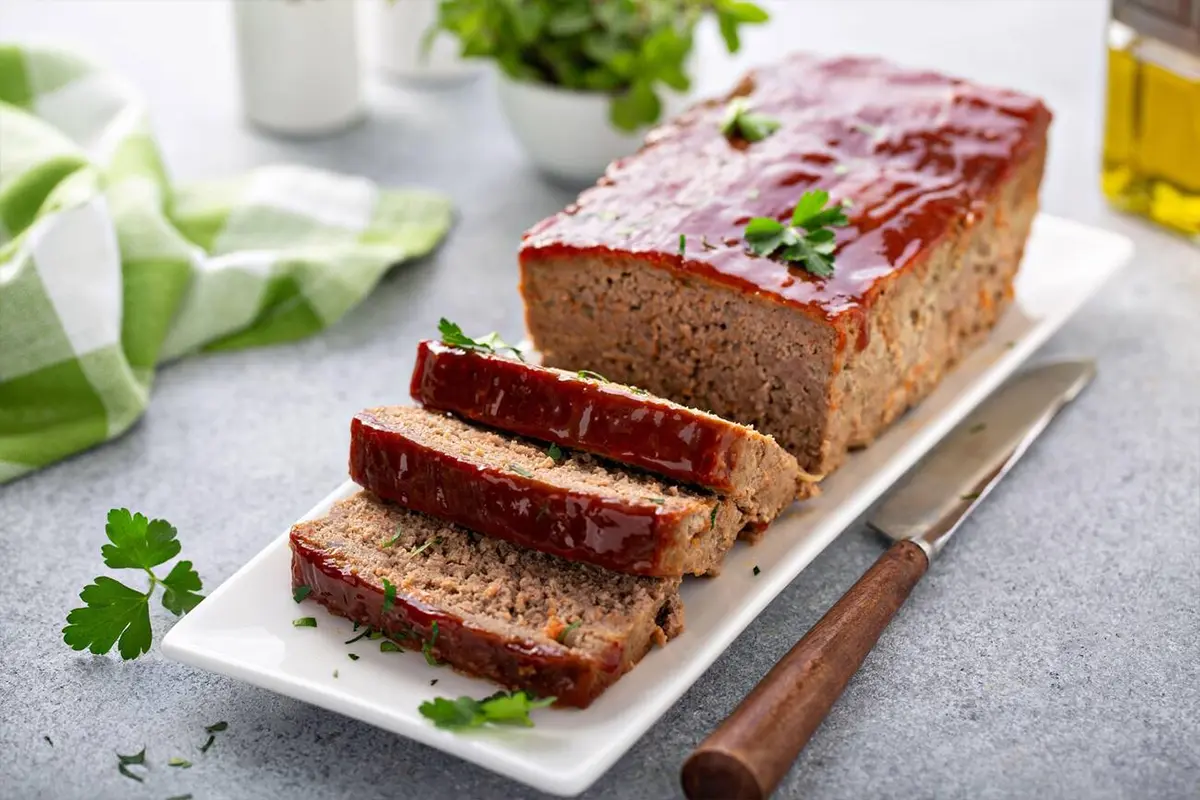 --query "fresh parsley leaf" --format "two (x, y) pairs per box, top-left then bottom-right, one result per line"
(168, 757), (192, 769)
(438, 318), (523, 360)
(419, 690), (555, 730)
(167, 795), (194, 800)
(710, 505), (718, 530)
(43, 736), (52, 747)
(547, 443), (565, 464)
(381, 578), (397, 615)
(344, 627), (372, 645)
(679, 234), (686, 256)
(381, 525), (404, 548)
(160, 560), (204, 616)
(423, 622), (440, 666)
(743, 189), (849, 278)
(198, 736), (215, 754)
(720, 97), (780, 142)
(63, 510), (205, 660)
(557, 620), (582, 643)
(961, 492), (981, 501)
(292, 585), (313, 603)
(409, 537), (440, 557)
(117, 748), (146, 782)
(348, 653), (360, 661)
(206, 720), (228, 734)
(293, 617), (317, 628)
(576, 370), (608, 382)
(508, 463), (534, 479)
(753, 565), (761, 576)
(63, 577), (153, 660)
(644, 497), (666, 505)
(431, 678), (439, 686)
(381, 640), (403, 653)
